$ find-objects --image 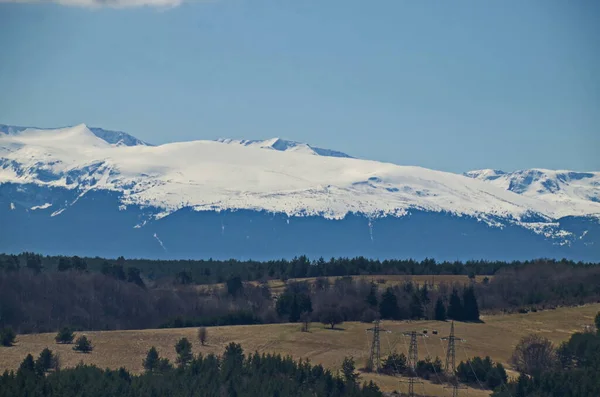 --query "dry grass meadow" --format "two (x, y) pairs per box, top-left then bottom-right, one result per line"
(2, 303), (598, 396)
(198, 274), (492, 295)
